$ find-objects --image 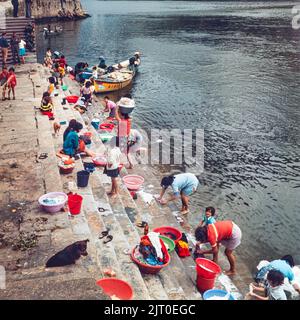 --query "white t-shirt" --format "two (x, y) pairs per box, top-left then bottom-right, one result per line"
(19, 40), (26, 49)
(267, 284), (287, 300)
(106, 147), (121, 170)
